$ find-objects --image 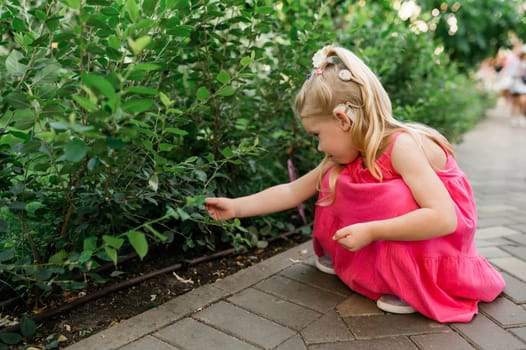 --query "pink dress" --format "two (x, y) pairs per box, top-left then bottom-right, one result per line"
(312, 131), (505, 323)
